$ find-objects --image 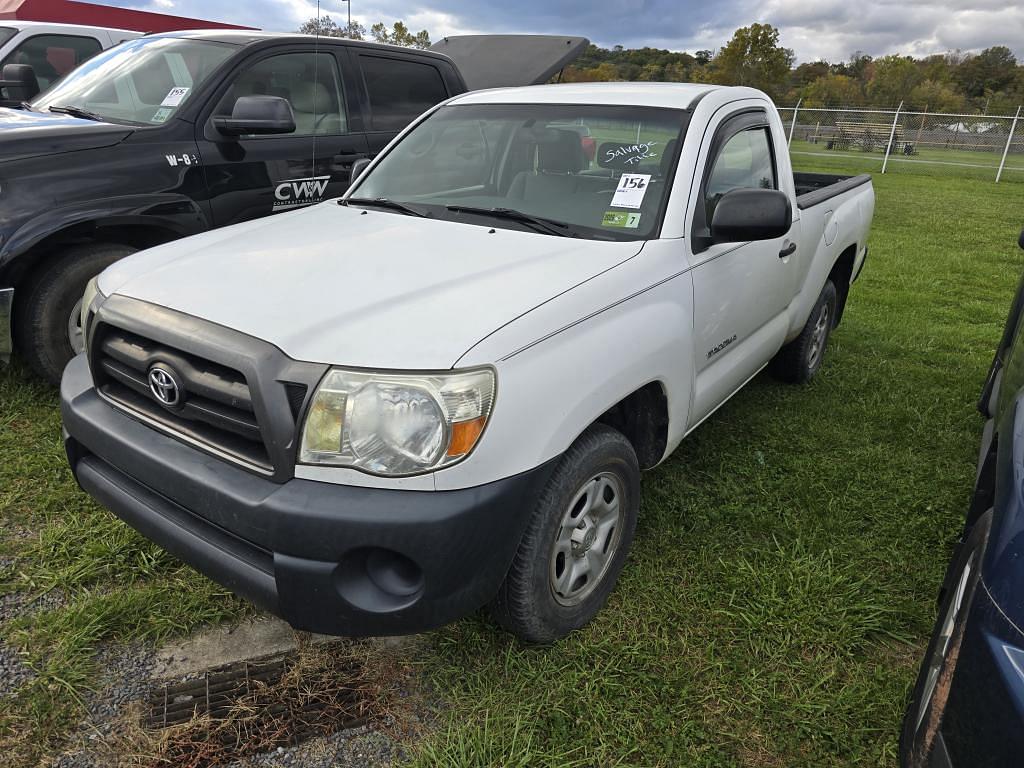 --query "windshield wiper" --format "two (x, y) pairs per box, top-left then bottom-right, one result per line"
(48, 104), (105, 122)
(444, 205), (573, 237)
(342, 197), (429, 218)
